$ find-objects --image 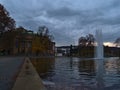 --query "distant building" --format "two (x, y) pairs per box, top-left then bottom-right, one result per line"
(56, 46), (71, 56)
(0, 29), (33, 55)
(13, 31), (33, 54)
(0, 28), (55, 55)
